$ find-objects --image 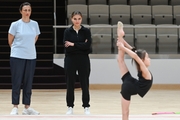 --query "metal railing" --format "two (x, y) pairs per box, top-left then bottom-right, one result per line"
(53, 0), (57, 53)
